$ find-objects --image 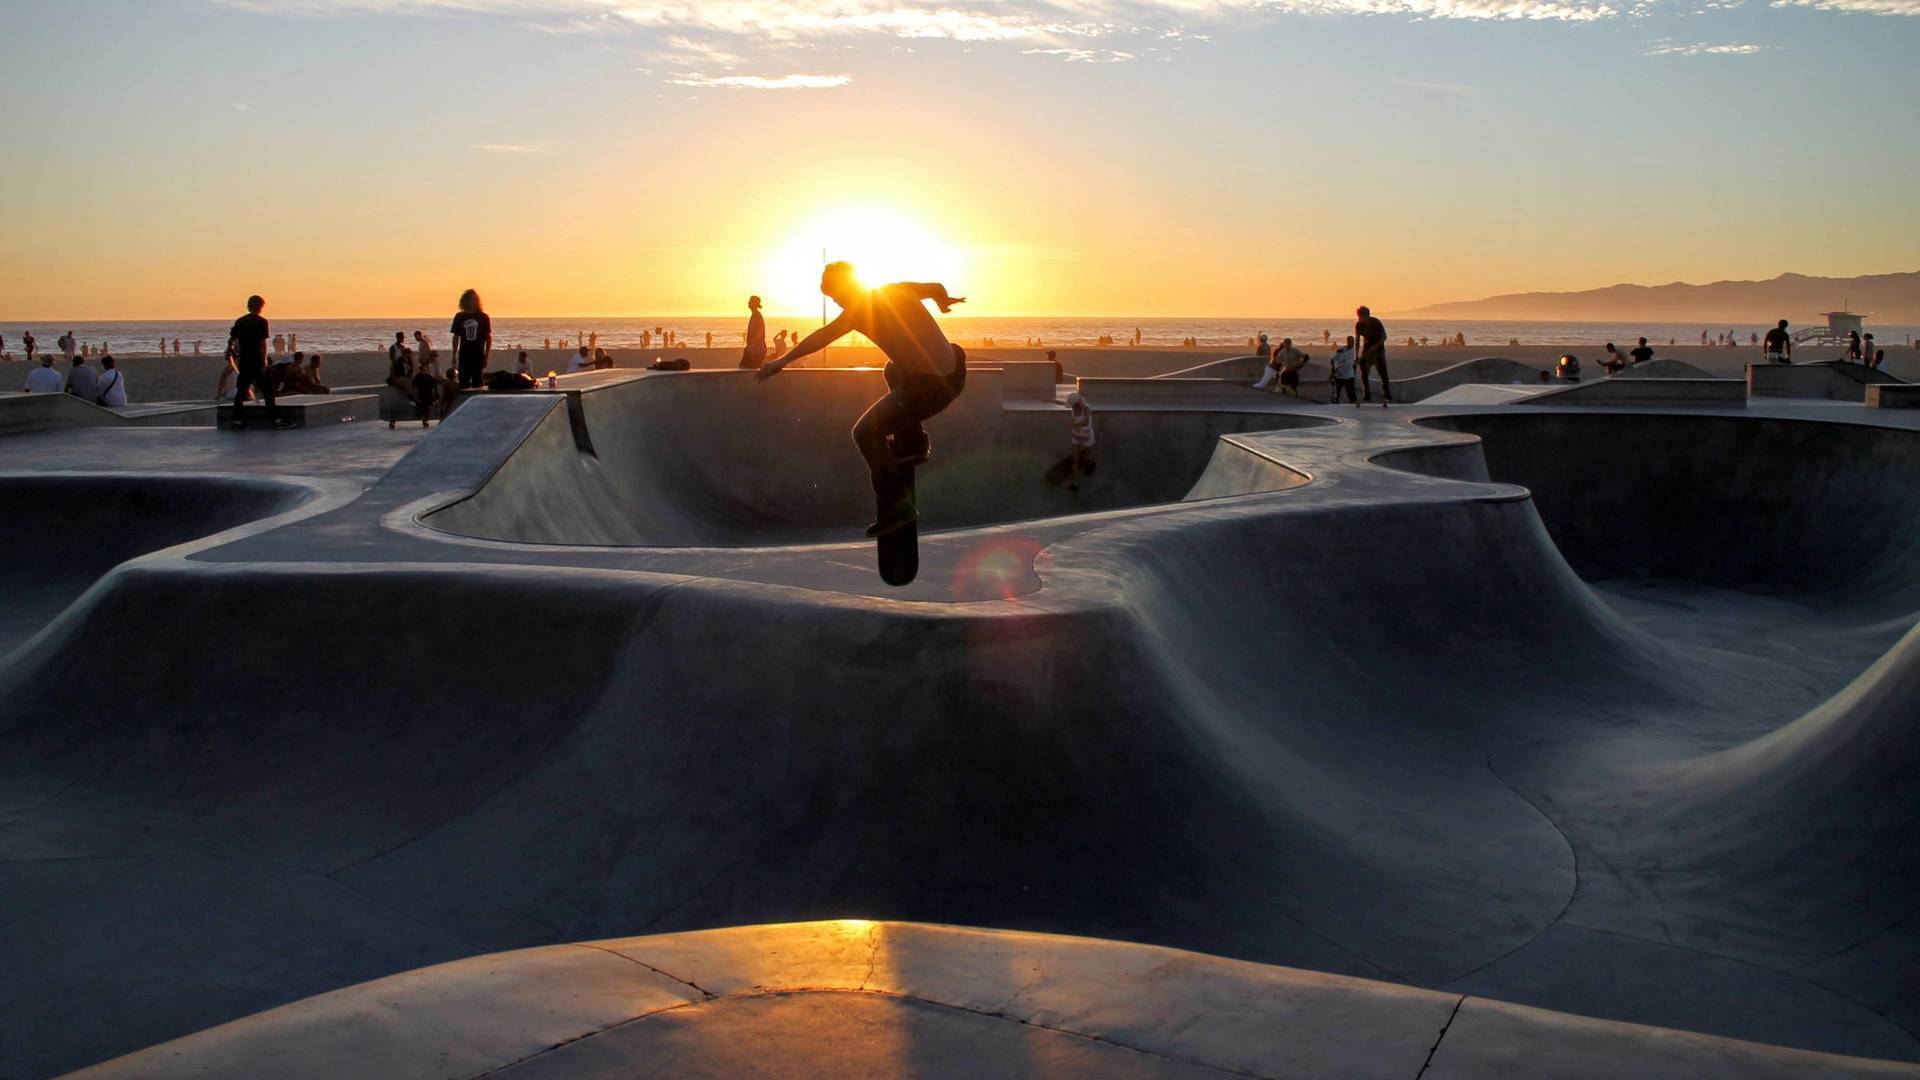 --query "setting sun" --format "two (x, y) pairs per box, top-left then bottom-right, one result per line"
(761, 206), (967, 316)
